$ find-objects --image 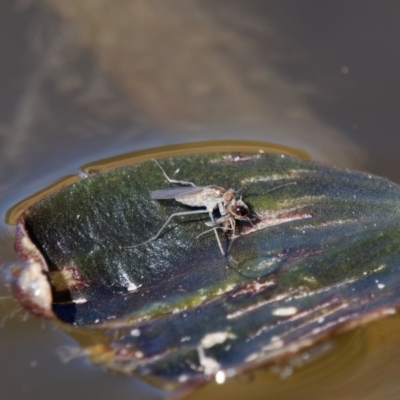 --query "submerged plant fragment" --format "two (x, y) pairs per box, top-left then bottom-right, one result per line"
(12, 152), (400, 390)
